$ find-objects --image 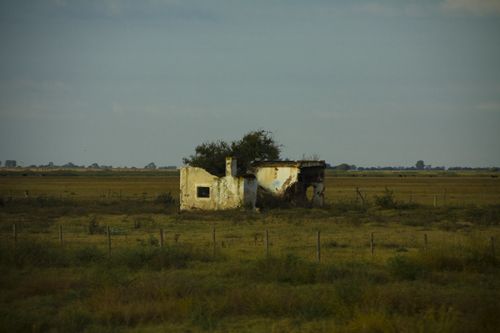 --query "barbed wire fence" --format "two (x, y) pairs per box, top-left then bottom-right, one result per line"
(5, 222), (497, 264)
